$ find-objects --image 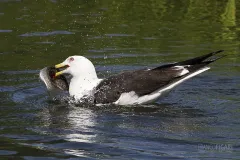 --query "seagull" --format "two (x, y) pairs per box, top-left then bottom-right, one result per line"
(53, 50), (224, 105)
